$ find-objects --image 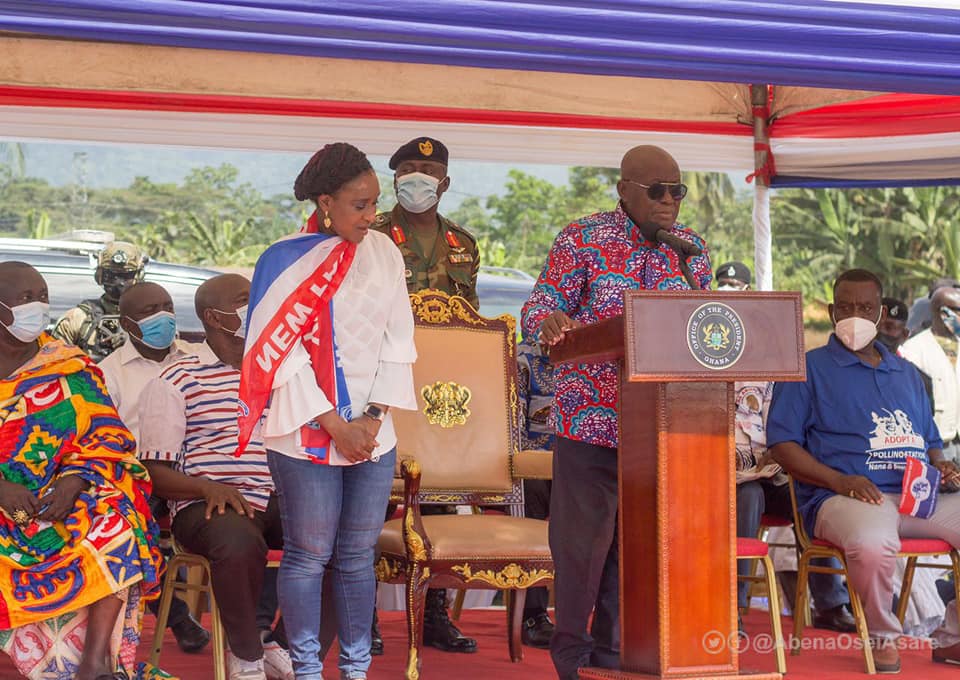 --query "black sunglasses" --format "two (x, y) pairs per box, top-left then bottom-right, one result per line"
(623, 180), (688, 202)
